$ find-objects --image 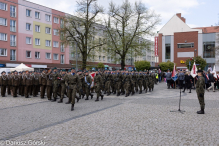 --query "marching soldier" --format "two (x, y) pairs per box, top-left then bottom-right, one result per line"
(51, 67), (61, 102)
(0, 71), (8, 97)
(94, 70), (104, 102)
(20, 72), (25, 96)
(115, 70), (122, 96)
(123, 71), (131, 97)
(78, 70), (85, 99)
(65, 67), (80, 111)
(130, 70), (136, 95)
(23, 71), (32, 98)
(12, 70), (20, 97)
(105, 70), (112, 96)
(33, 71), (40, 97)
(196, 70), (205, 114)
(39, 69), (48, 99)
(58, 69), (67, 103)
(84, 71), (93, 100)
(46, 69), (53, 100)
(7, 72), (12, 96)
(138, 71), (144, 94)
